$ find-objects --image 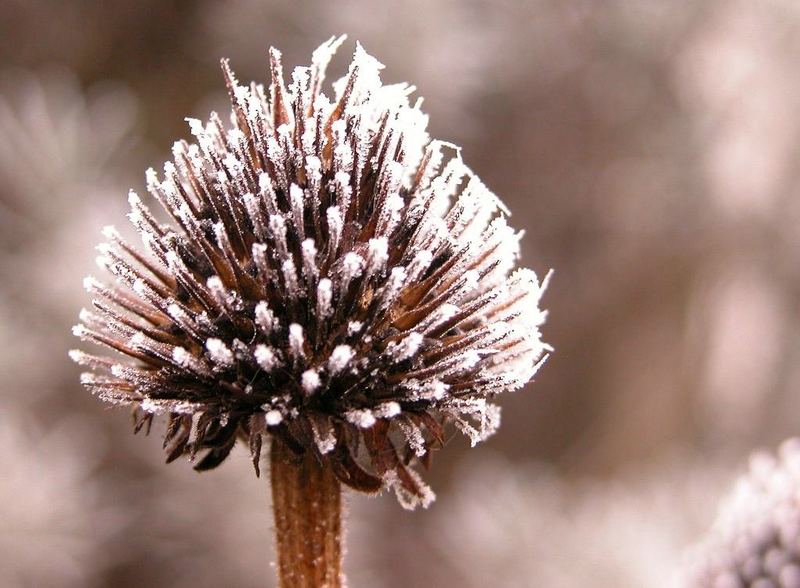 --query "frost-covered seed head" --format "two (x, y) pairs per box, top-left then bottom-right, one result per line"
(682, 438), (800, 587)
(71, 37), (549, 508)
